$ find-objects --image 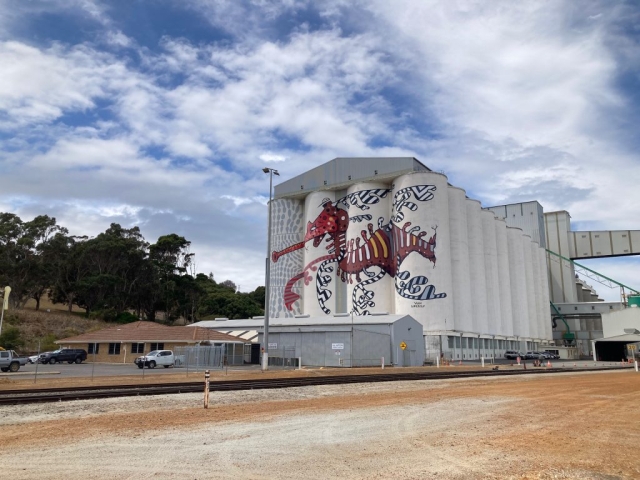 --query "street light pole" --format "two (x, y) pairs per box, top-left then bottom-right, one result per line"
(262, 167), (279, 371)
